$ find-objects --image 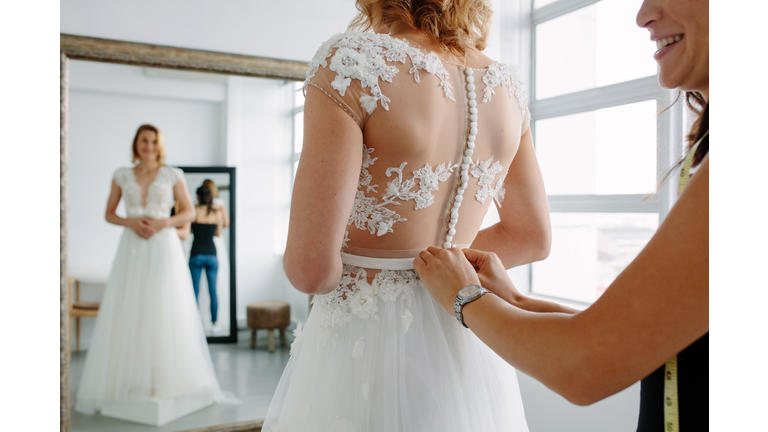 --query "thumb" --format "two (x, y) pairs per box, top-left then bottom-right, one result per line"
(462, 248), (488, 266)
(462, 249), (488, 268)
